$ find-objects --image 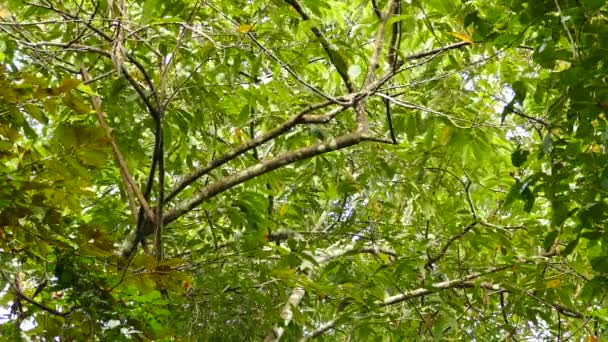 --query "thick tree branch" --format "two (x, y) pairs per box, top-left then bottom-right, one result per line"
(382, 266), (510, 306)
(302, 266), (510, 339)
(299, 317), (339, 342)
(164, 132), (365, 224)
(80, 67), (157, 225)
(165, 65), (404, 204)
(458, 282), (585, 319)
(165, 100), (348, 202)
(264, 287), (306, 342)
